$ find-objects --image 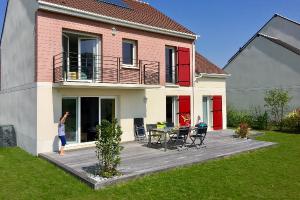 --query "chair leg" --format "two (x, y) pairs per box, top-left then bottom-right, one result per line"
(190, 137), (196, 146)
